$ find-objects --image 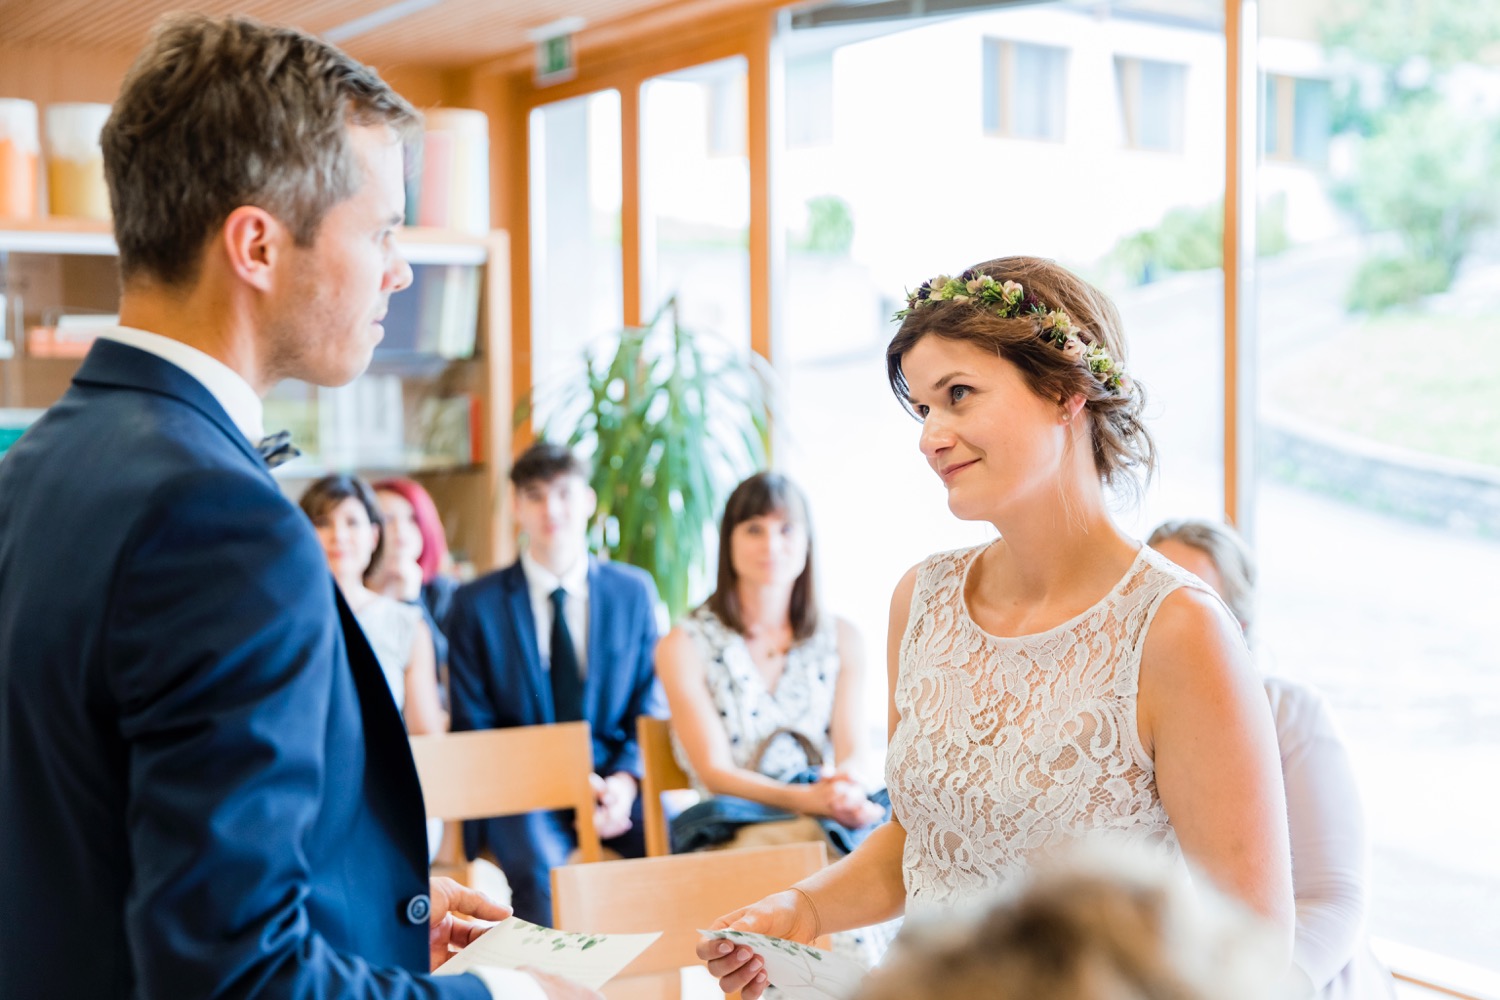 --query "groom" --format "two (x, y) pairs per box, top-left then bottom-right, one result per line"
(0, 14), (591, 1000)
